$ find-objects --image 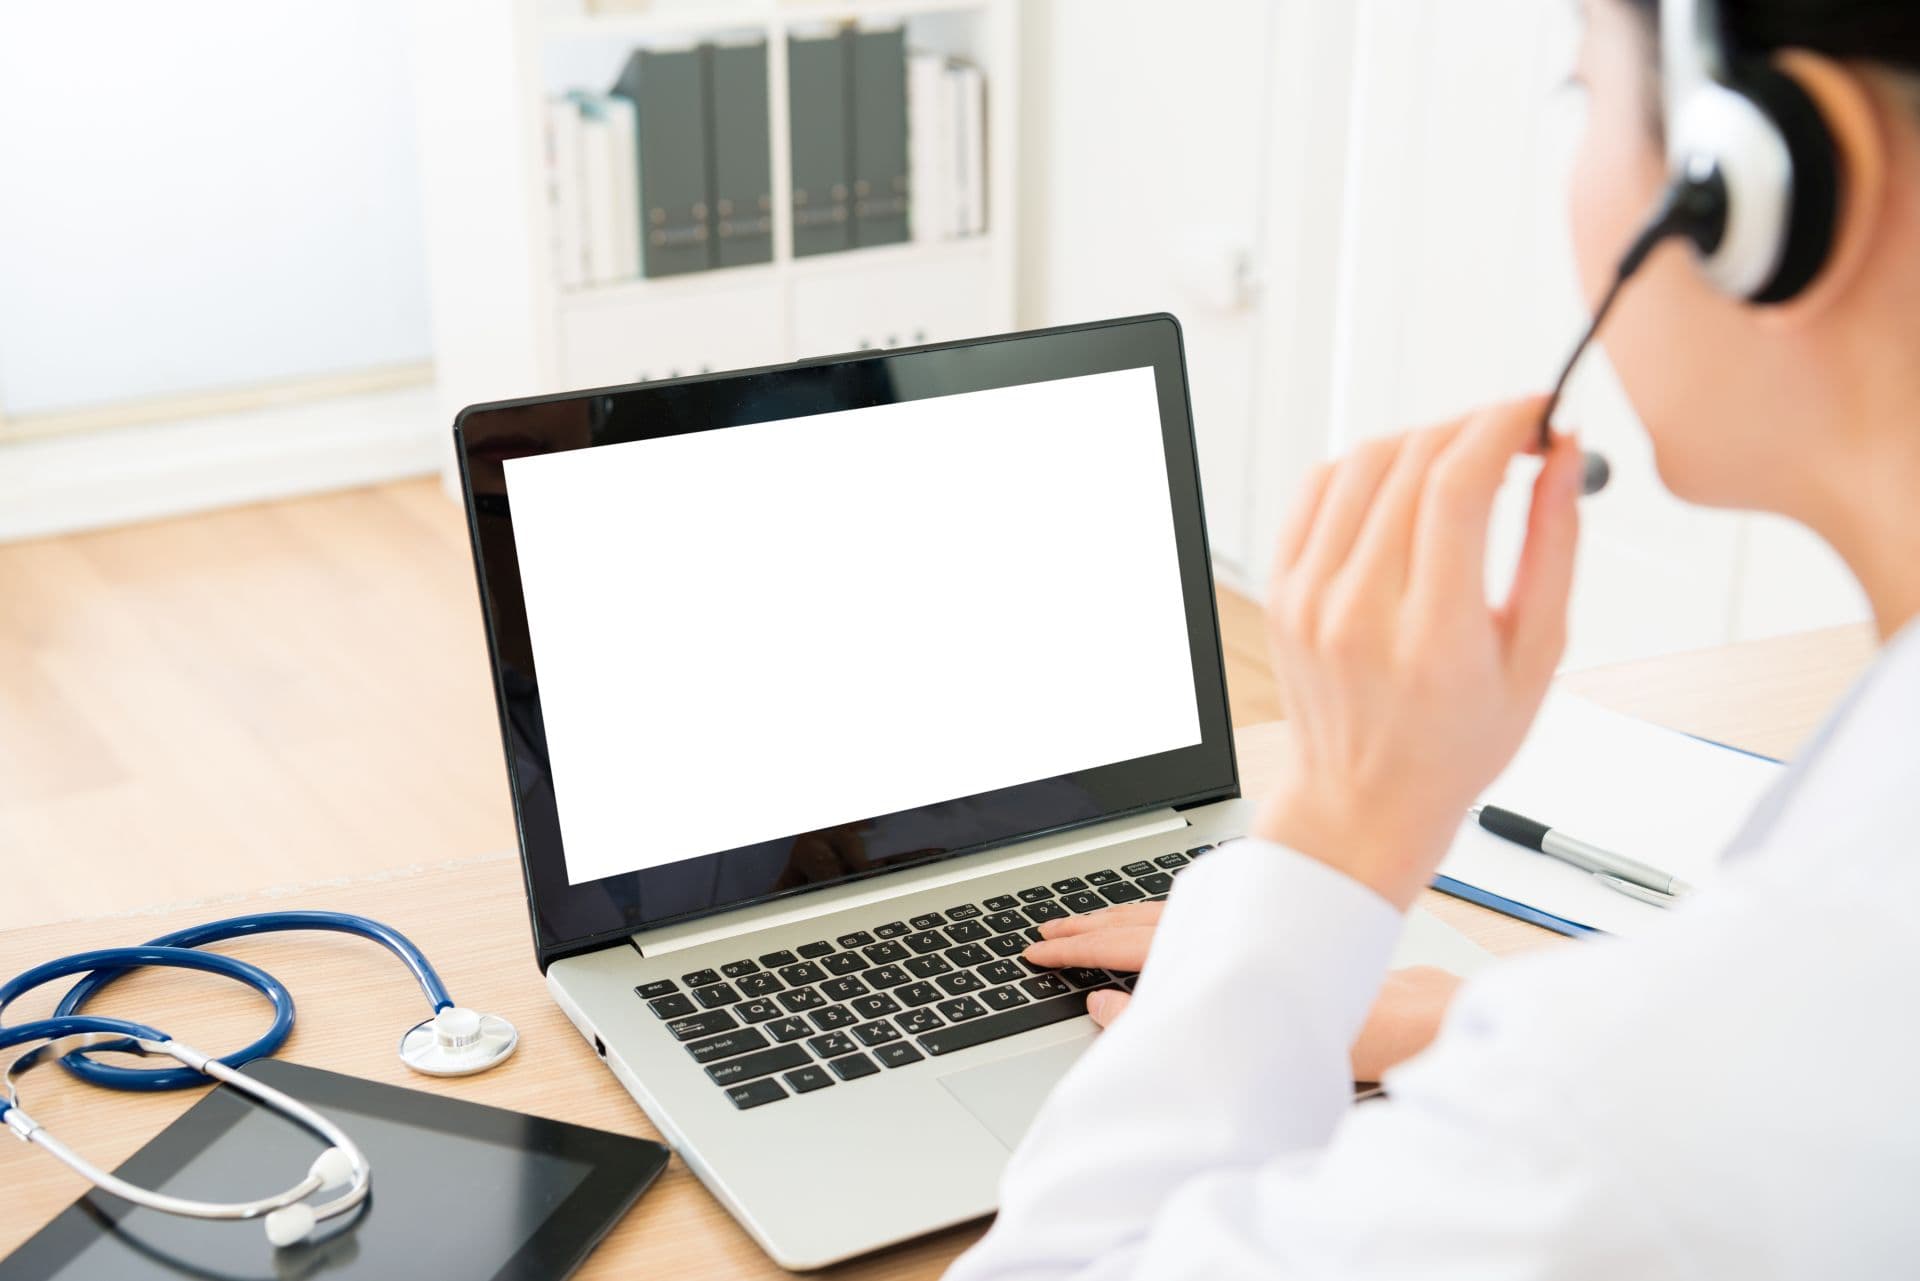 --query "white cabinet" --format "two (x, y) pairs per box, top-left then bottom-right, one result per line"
(557, 275), (787, 387)
(789, 243), (1001, 361)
